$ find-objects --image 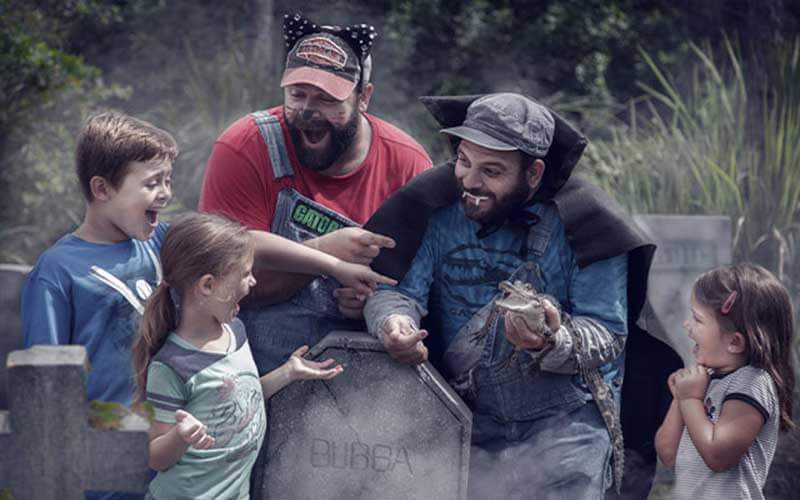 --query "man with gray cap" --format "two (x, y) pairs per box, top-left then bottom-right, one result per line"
(364, 92), (663, 498)
(199, 13), (431, 376)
